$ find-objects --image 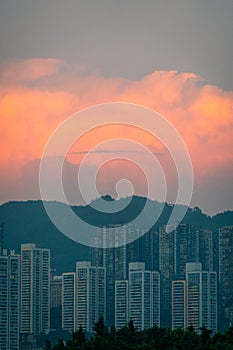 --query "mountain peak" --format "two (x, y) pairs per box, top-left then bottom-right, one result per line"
(101, 195), (115, 202)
